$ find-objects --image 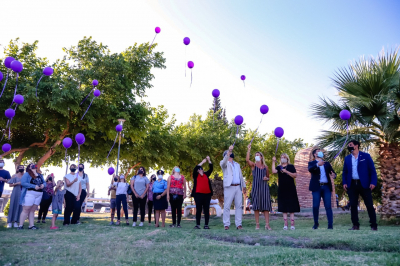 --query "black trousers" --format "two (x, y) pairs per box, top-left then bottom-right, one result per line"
(38, 197), (52, 220)
(347, 180), (377, 227)
(64, 191), (80, 225)
(132, 194), (147, 222)
(169, 194), (184, 225)
(116, 194), (128, 220)
(147, 200), (156, 223)
(76, 189), (87, 221)
(194, 193), (211, 226)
